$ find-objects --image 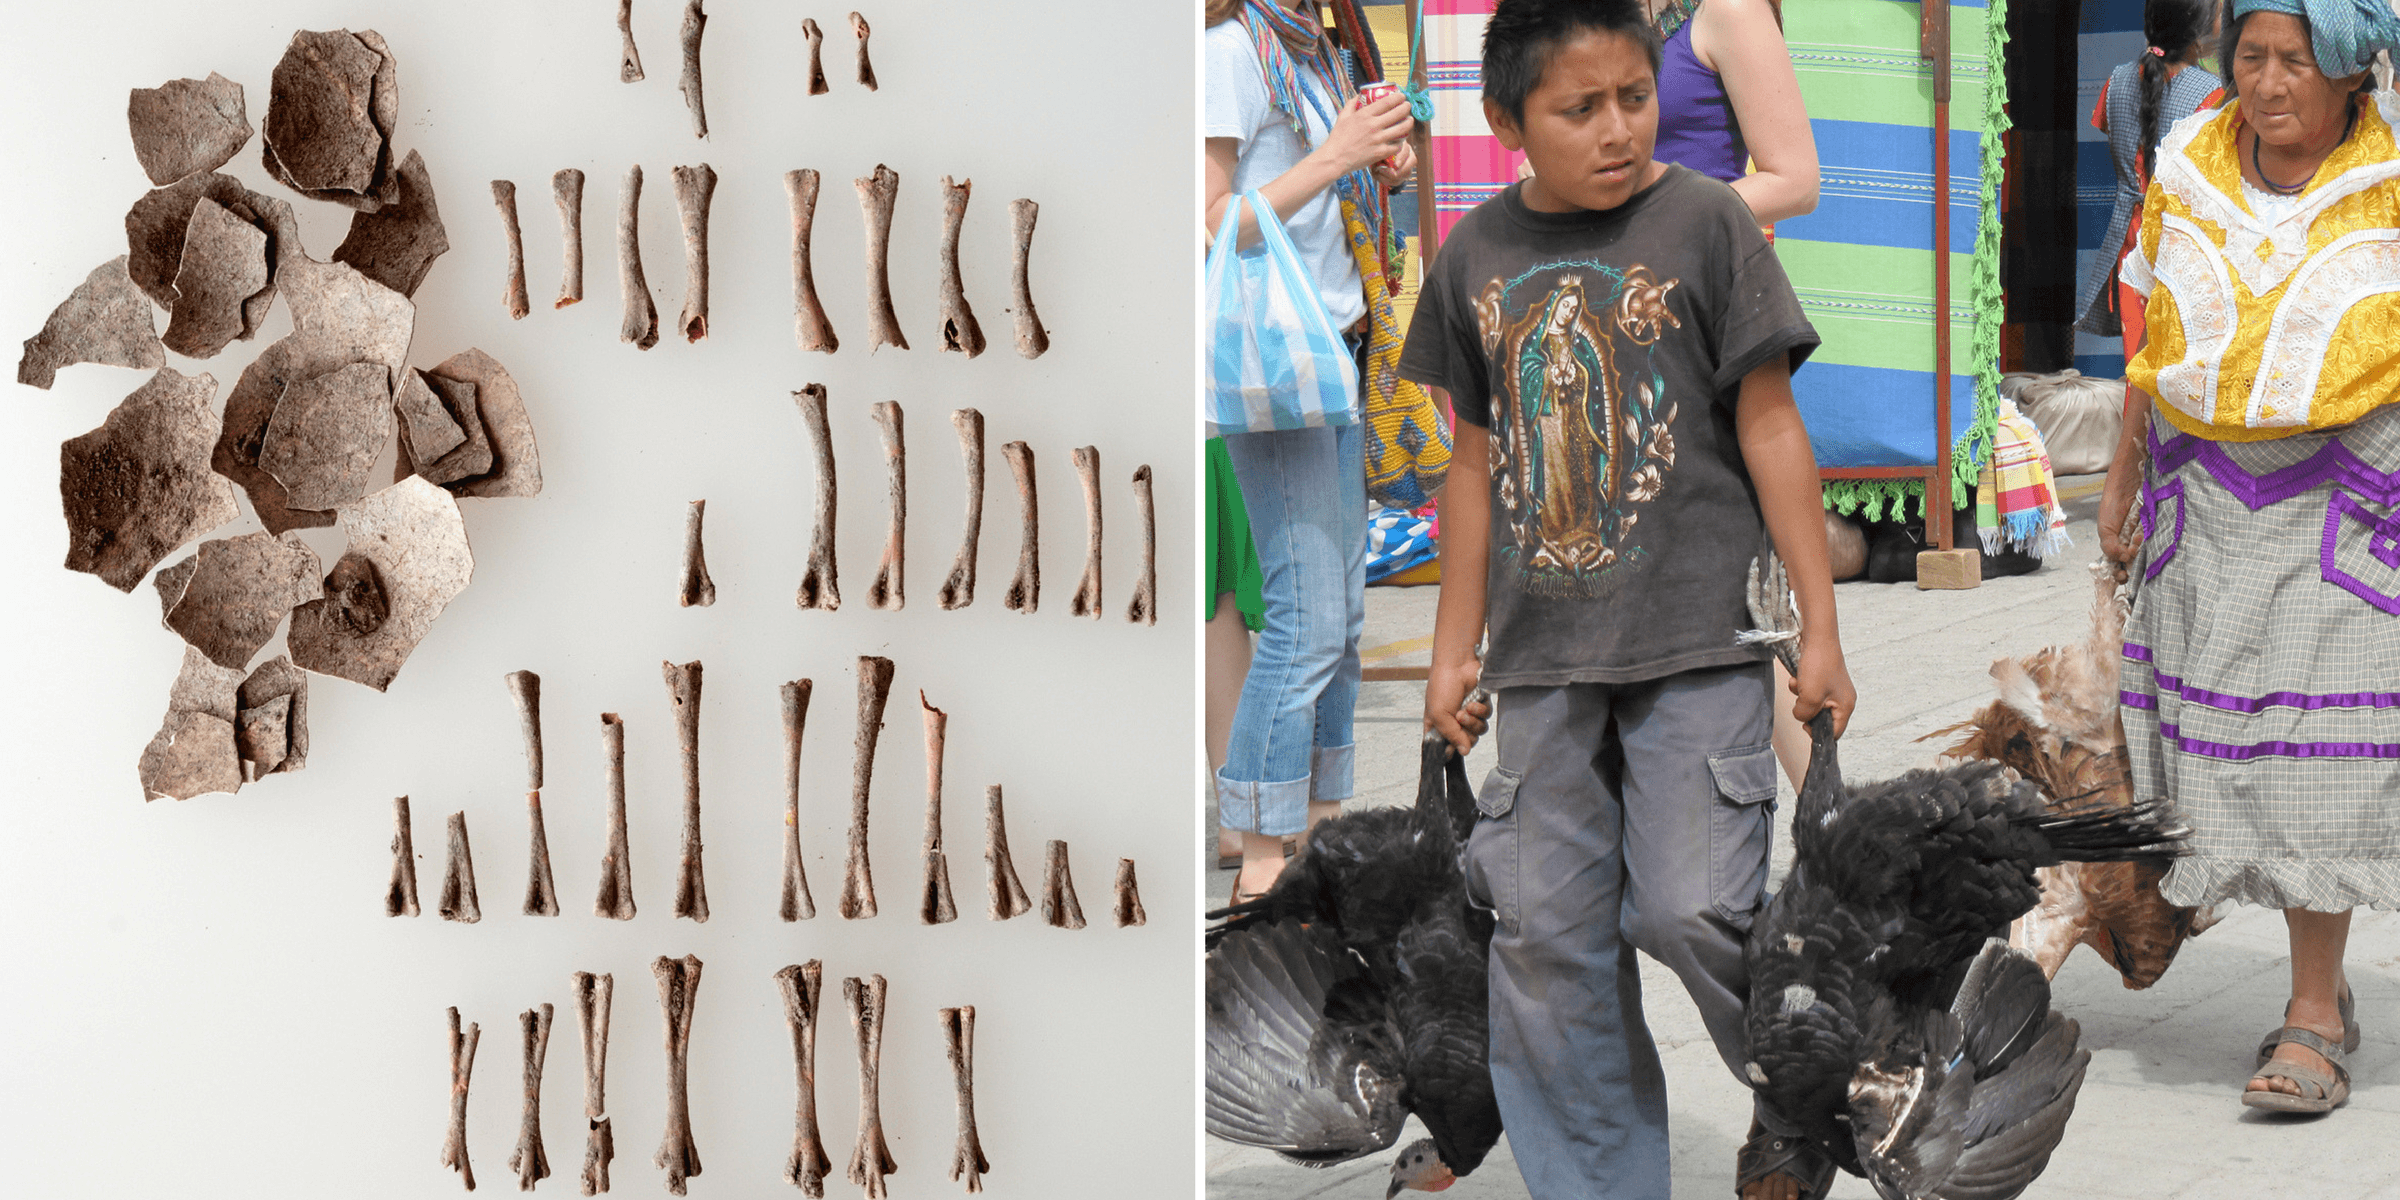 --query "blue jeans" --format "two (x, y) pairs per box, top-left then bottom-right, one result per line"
(1214, 421), (1366, 837)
